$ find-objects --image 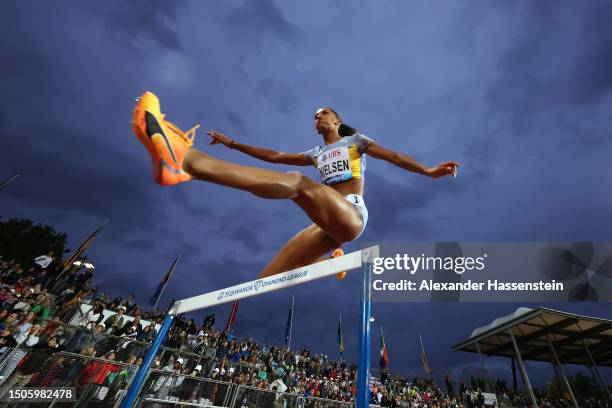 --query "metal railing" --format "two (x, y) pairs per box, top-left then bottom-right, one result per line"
(0, 321), (416, 408)
(138, 370), (233, 407)
(228, 385), (302, 408)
